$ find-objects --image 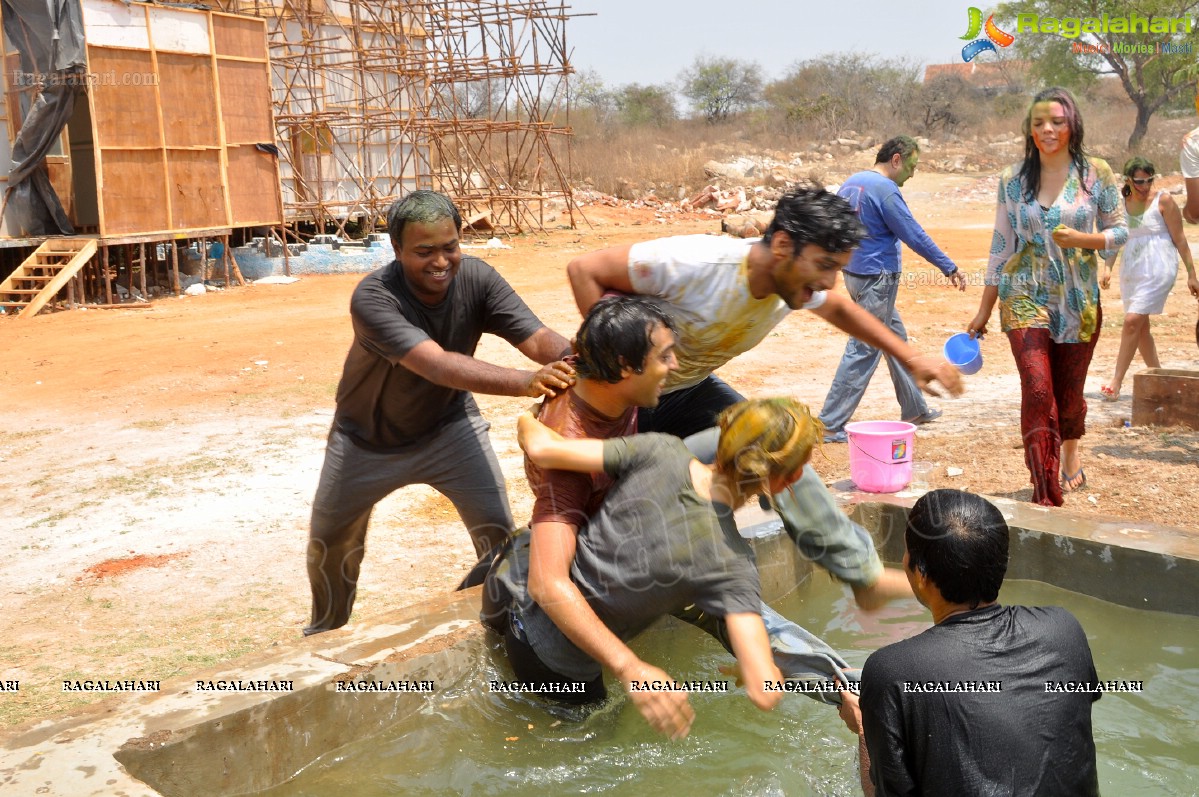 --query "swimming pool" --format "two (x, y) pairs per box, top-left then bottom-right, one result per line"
(260, 576), (1199, 796)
